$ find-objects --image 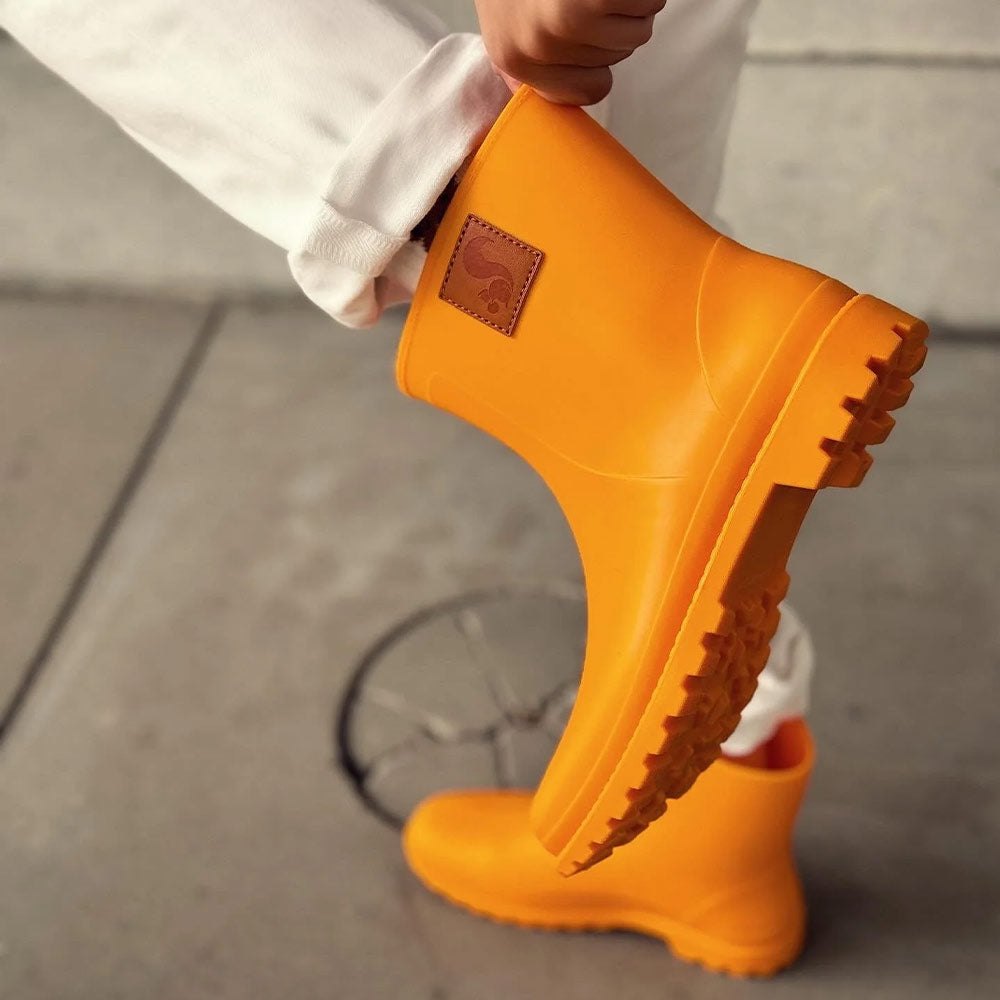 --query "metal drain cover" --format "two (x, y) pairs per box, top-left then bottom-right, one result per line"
(338, 585), (585, 827)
